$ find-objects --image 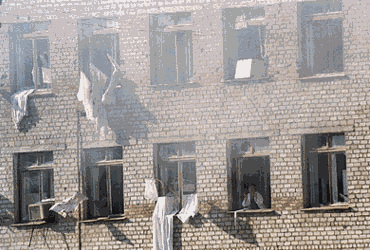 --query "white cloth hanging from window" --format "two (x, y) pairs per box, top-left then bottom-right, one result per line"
(77, 54), (124, 140)
(176, 193), (198, 223)
(152, 196), (178, 250)
(11, 89), (35, 130)
(50, 192), (88, 218)
(144, 179), (158, 202)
